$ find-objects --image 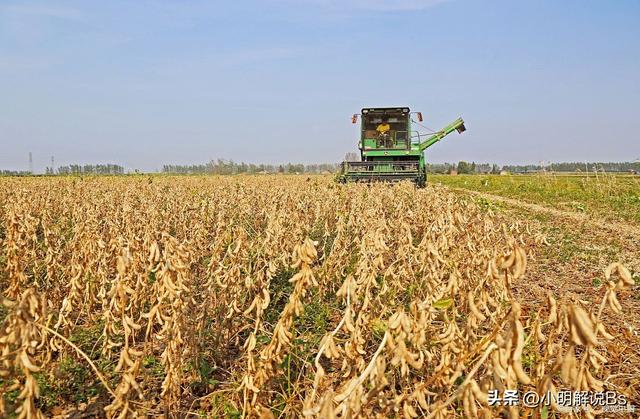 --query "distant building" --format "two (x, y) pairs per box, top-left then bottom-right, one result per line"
(449, 169), (458, 176)
(499, 170), (509, 176)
